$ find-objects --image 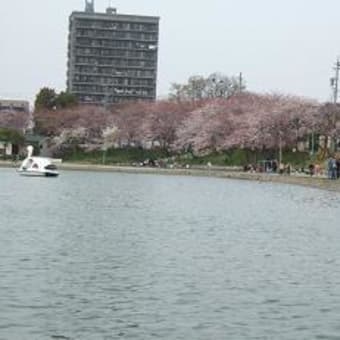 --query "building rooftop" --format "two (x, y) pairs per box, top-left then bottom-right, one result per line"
(70, 11), (160, 23)
(70, 1), (159, 22)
